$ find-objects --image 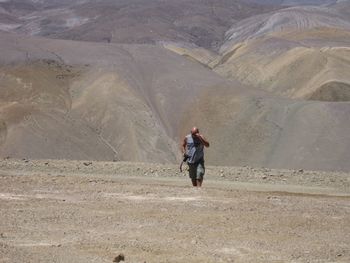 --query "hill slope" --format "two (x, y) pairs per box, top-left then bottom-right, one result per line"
(1, 32), (350, 171)
(0, 0), (276, 50)
(1, 2), (350, 171)
(212, 5), (350, 102)
(0, 32), (229, 163)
